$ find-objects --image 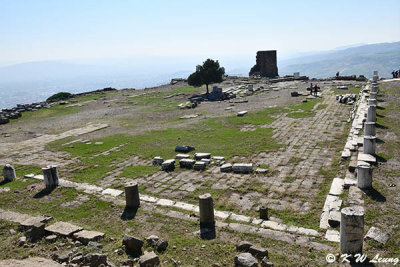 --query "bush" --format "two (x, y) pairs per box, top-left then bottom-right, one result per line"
(46, 92), (73, 102)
